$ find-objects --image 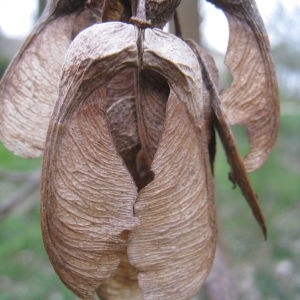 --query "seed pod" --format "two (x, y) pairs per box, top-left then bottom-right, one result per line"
(0, 0), (181, 158)
(41, 22), (217, 299)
